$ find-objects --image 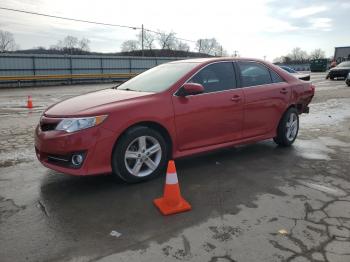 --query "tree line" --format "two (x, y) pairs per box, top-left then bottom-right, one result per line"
(120, 30), (228, 56)
(273, 47), (327, 63)
(0, 29), (229, 56)
(0, 30), (90, 54)
(1, 29), (329, 61)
